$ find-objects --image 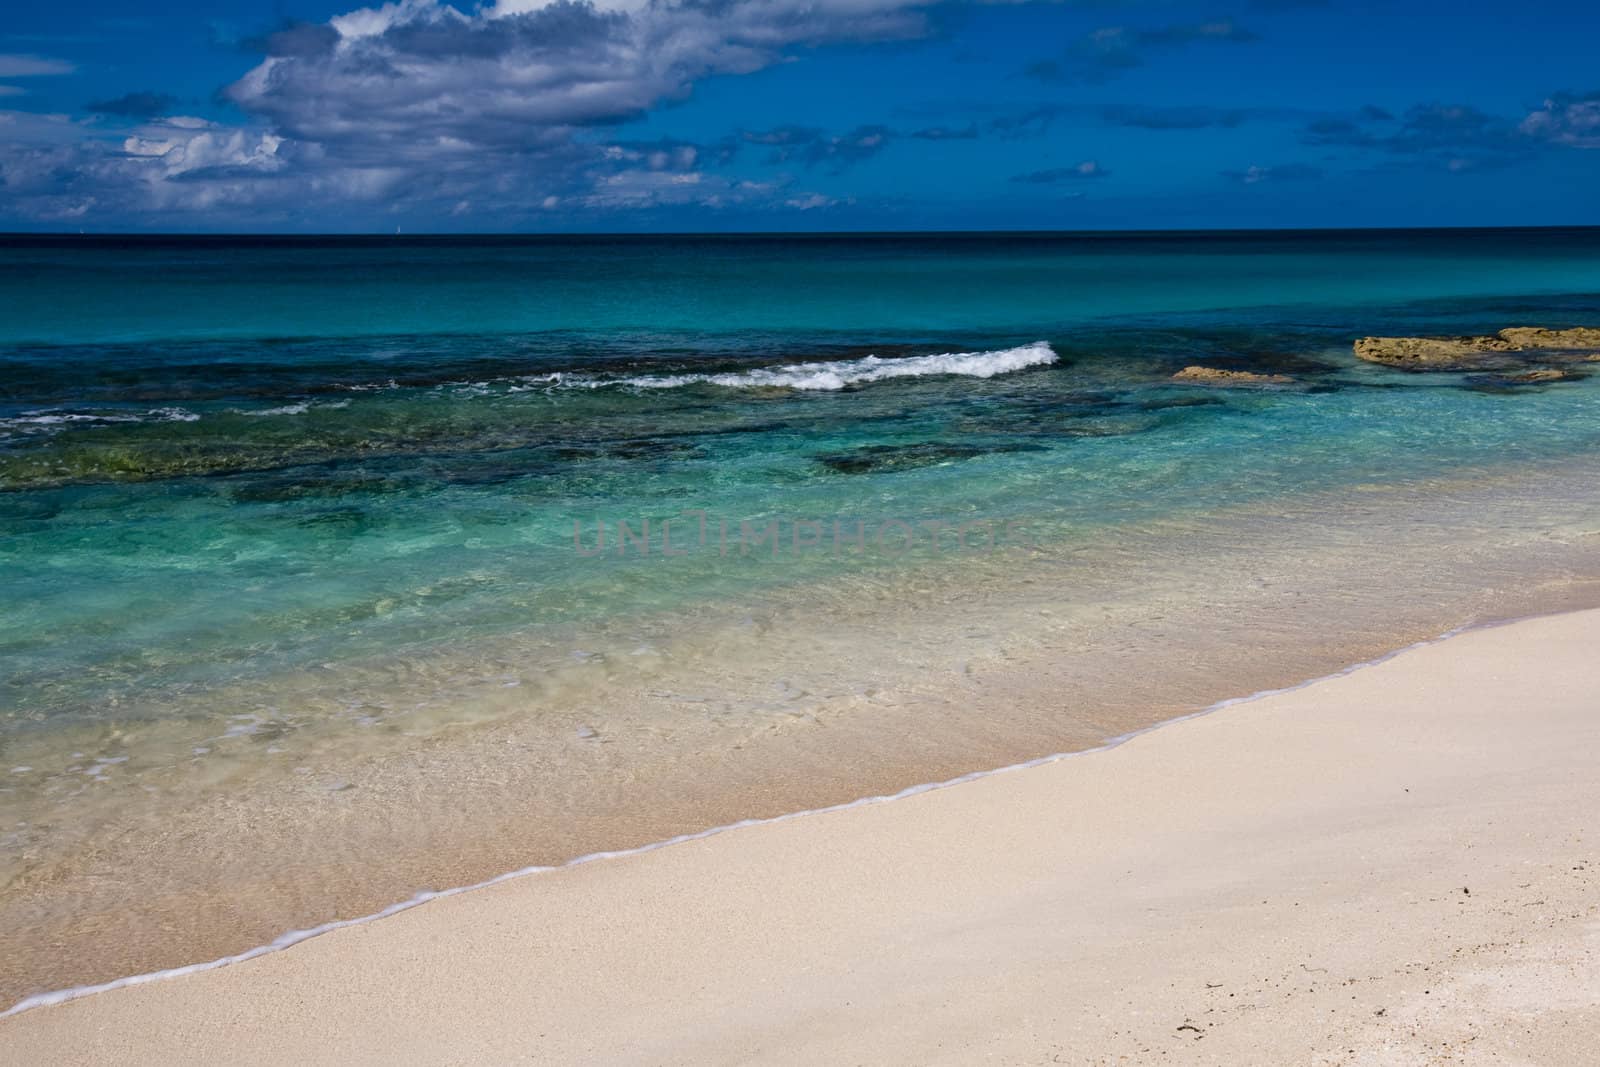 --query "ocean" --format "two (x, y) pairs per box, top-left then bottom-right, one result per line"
(5, 227), (1600, 1002)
